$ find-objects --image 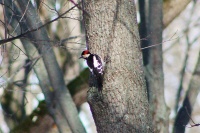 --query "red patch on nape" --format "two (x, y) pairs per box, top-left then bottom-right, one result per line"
(83, 50), (90, 55)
